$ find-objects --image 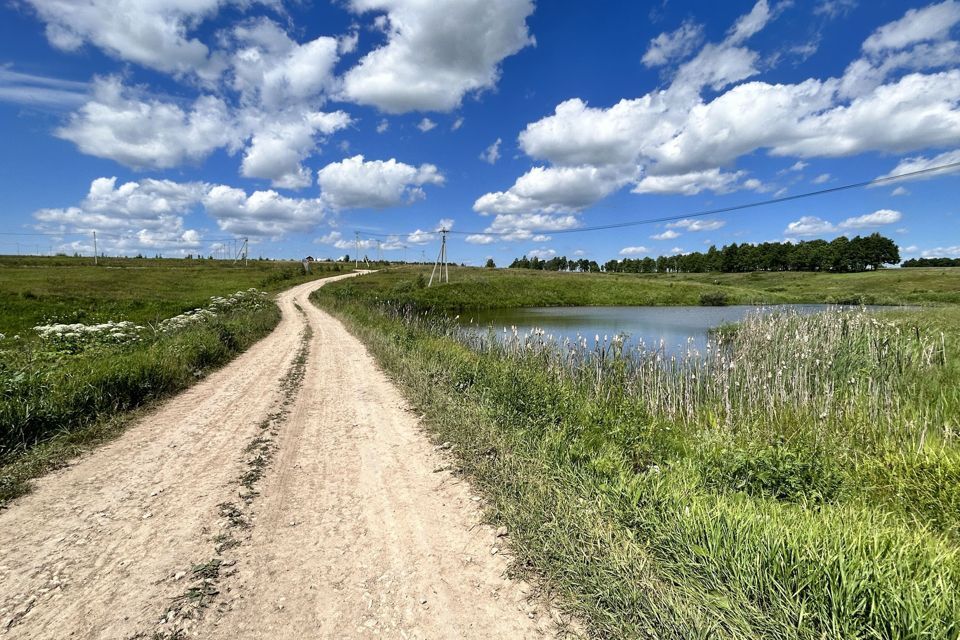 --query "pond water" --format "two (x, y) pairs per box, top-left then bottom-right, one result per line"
(456, 305), (848, 355)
